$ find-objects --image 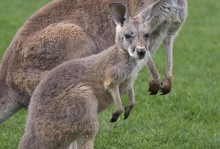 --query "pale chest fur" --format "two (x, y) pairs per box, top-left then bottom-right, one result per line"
(130, 57), (148, 82)
(117, 57), (147, 95)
